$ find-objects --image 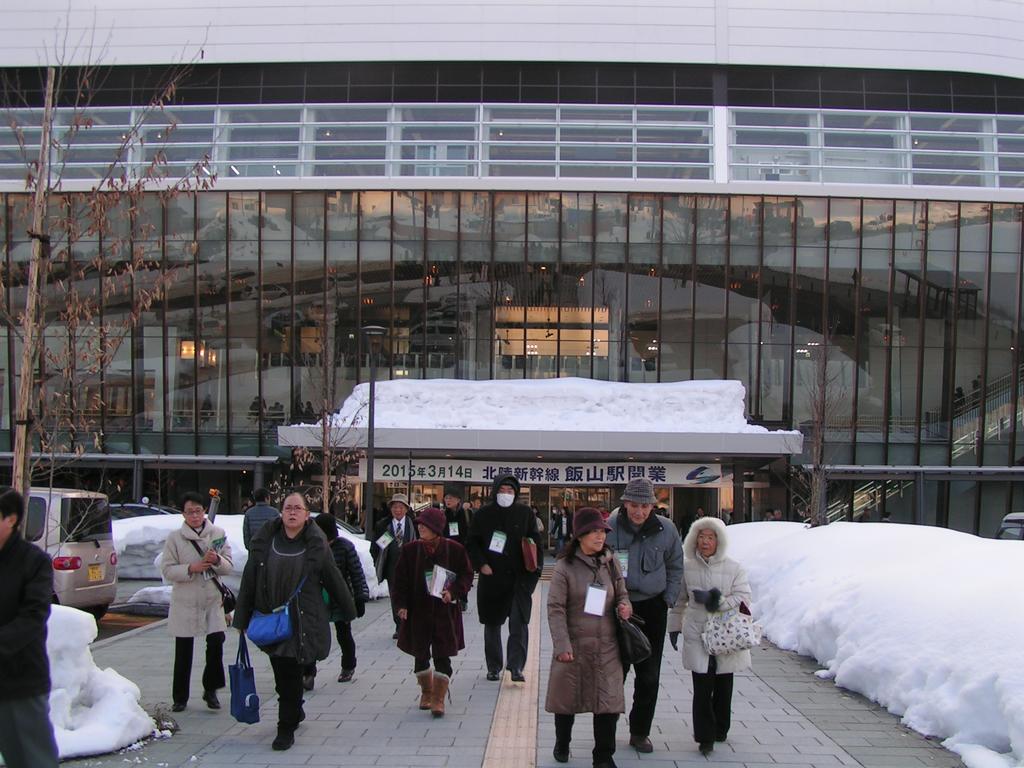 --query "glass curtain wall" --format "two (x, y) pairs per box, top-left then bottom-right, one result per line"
(2, 190), (1022, 531)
